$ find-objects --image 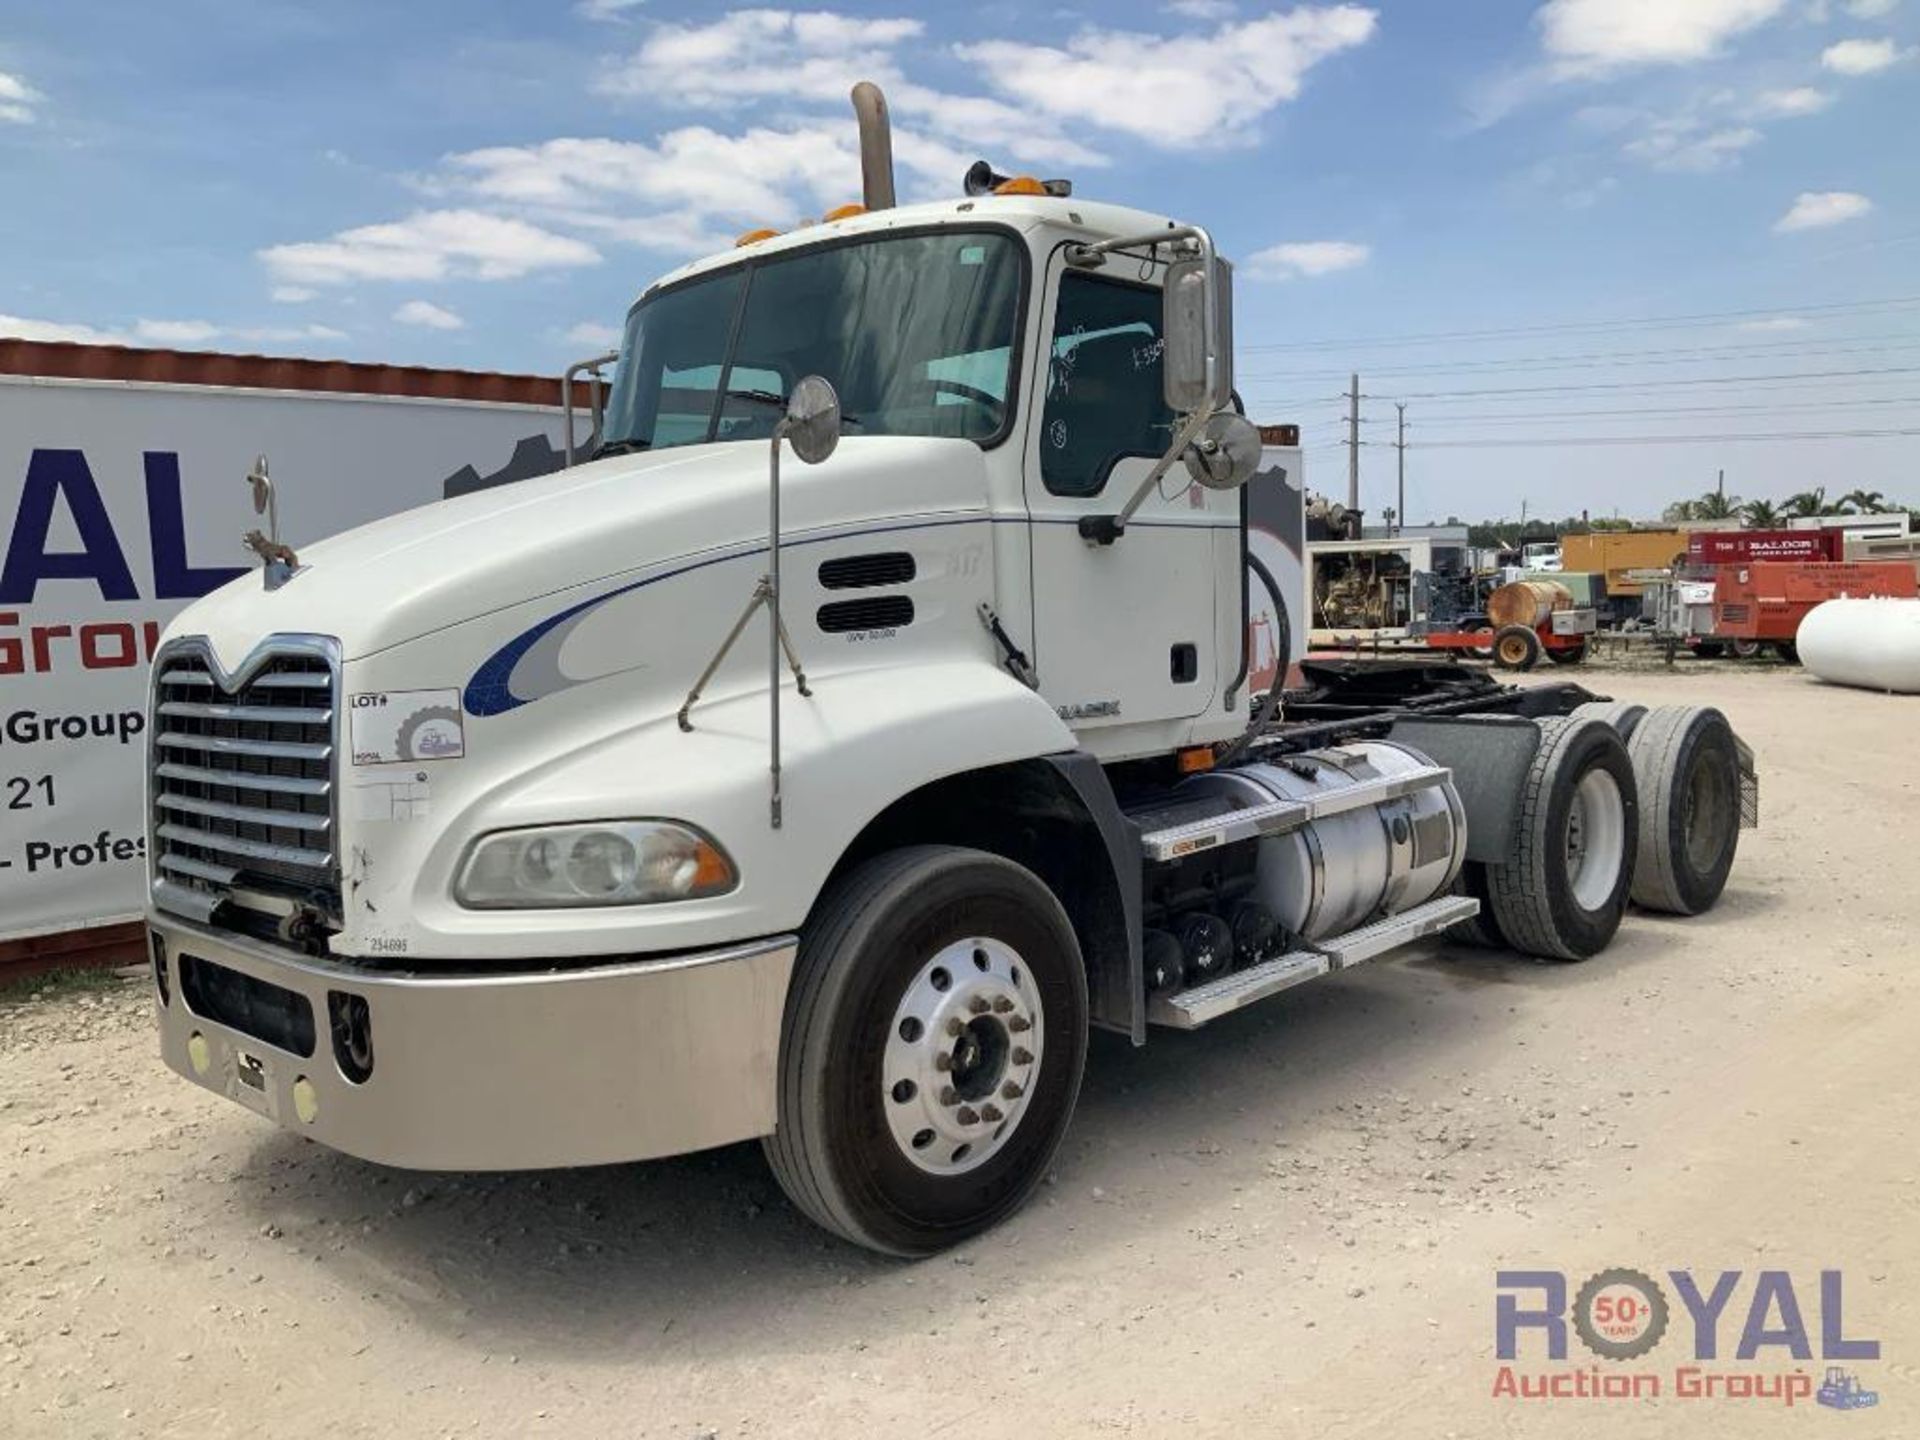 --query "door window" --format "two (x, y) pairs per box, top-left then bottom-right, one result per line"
(1040, 273), (1174, 497)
